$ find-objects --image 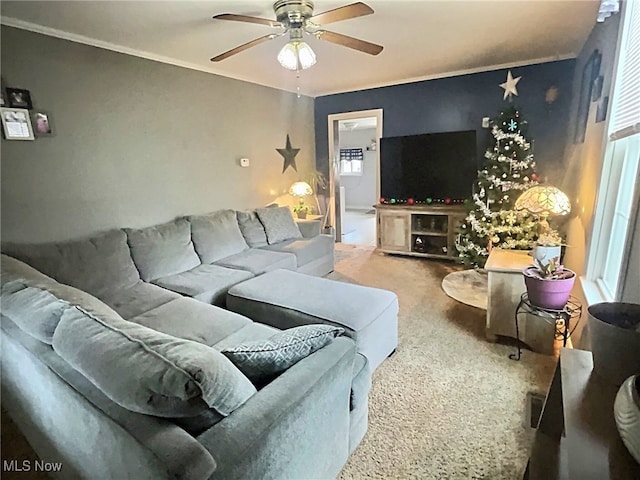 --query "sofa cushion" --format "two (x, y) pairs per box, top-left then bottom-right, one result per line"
(52, 305), (257, 417)
(1, 254), (120, 344)
(236, 210), (268, 247)
(212, 322), (280, 351)
(214, 249), (296, 276)
(350, 353), (371, 412)
(125, 219), (201, 281)
(153, 264), (253, 306)
(259, 234), (334, 268)
(1, 229), (140, 299)
(1, 285), (68, 344)
(1, 252), (55, 287)
(189, 210), (249, 264)
(221, 325), (344, 383)
(99, 281), (180, 320)
(256, 206), (303, 244)
(128, 297), (252, 347)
